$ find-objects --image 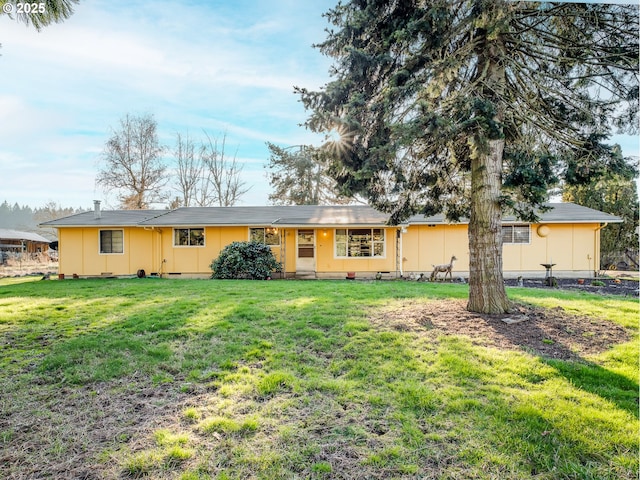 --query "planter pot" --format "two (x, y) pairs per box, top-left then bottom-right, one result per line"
(577, 279), (584, 285)
(346, 272), (356, 280)
(58, 273), (65, 280)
